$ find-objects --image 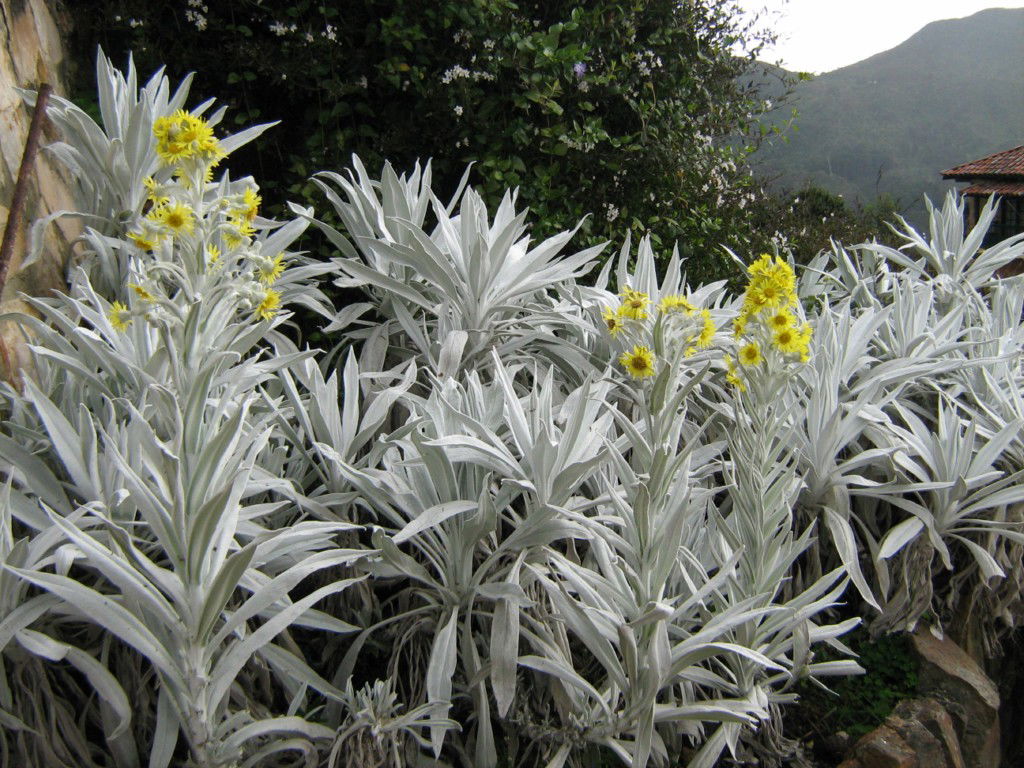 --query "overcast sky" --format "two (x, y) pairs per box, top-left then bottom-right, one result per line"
(735, 1), (1024, 73)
